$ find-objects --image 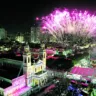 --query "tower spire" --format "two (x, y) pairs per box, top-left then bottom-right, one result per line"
(23, 43), (32, 86)
(24, 42), (30, 53)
